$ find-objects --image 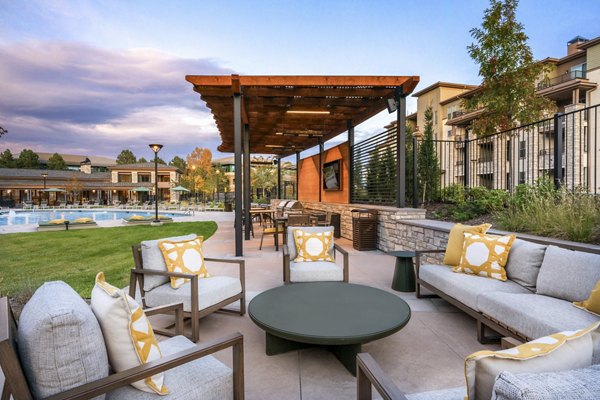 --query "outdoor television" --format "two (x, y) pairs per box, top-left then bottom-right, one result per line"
(323, 160), (342, 191)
